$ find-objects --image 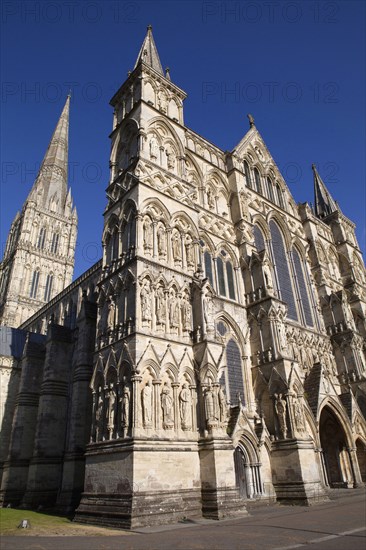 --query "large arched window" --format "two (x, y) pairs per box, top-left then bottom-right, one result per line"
(254, 168), (262, 194)
(292, 248), (314, 327)
(244, 161), (252, 189)
(226, 338), (245, 406)
(30, 270), (40, 299)
(269, 220), (298, 321)
(253, 225), (266, 252)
